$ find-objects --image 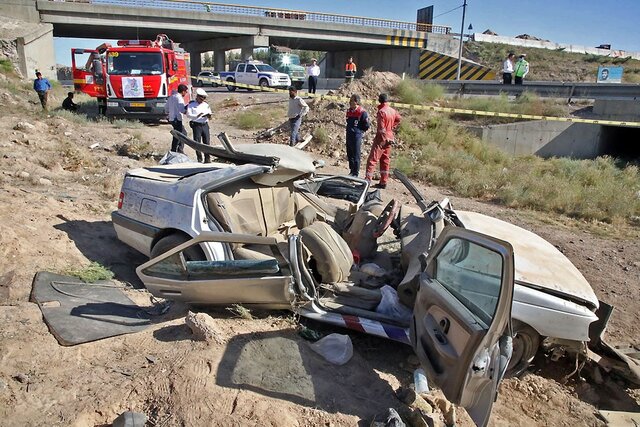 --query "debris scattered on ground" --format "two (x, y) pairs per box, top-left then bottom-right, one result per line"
(309, 333), (354, 365)
(112, 411), (148, 427)
(13, 121), (35, 131)
(396, 387), (434, 414)
(370, 408), (406, 427)
(185, 311), (224, 344)
(12, 373), (29, 384)
(226, 303), (253, 320)
(298, 326), (323, 342)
